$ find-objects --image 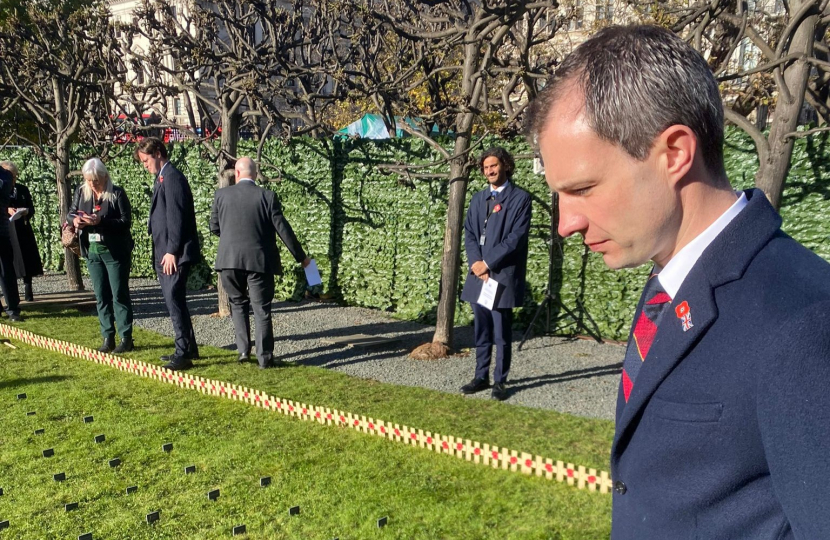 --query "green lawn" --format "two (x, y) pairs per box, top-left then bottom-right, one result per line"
(0, 307), (613, 538)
